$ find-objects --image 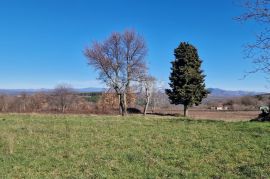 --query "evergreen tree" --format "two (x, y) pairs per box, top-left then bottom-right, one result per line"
(166, 42), (208, 117)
